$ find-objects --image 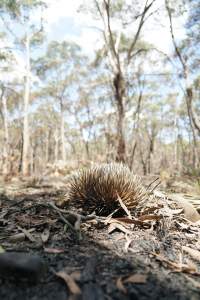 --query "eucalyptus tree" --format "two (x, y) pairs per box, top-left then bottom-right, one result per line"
(0, 0), (46, 175)
(165, 0), (200, 135)
(165, 0), (200, 171)
(0, 24), (21, 174)
(0, 84), (9, 174)
(35, 40), (85, 163)
(82, 0), (156, 162)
